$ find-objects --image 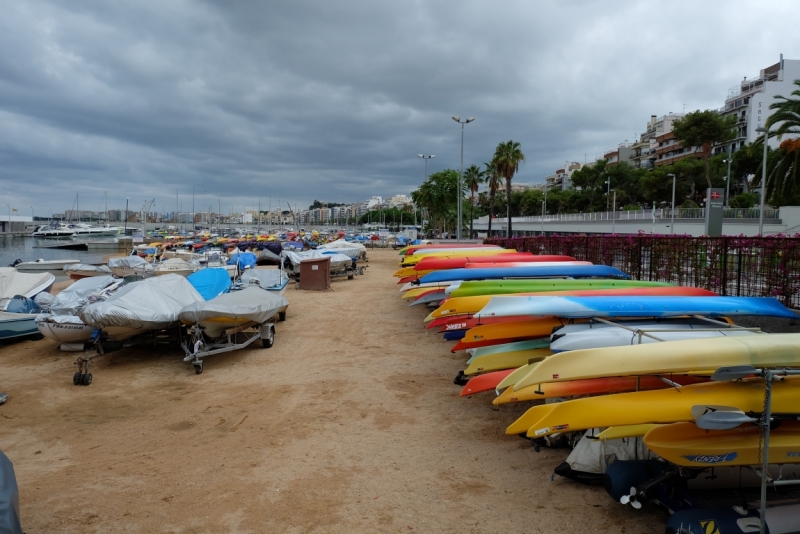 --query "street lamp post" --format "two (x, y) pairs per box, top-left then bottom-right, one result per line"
(418, 154), (436, 182)
(667, 173), (676, 235)
(30, 206), (34, 222)
(606, 179), (611, 211)
(724, 149), (733, 209)
(756, 126), (770, 235)
(452, 116), (474, 241)
(541, 200), (545, 235)
(612, 190), (616, 234)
